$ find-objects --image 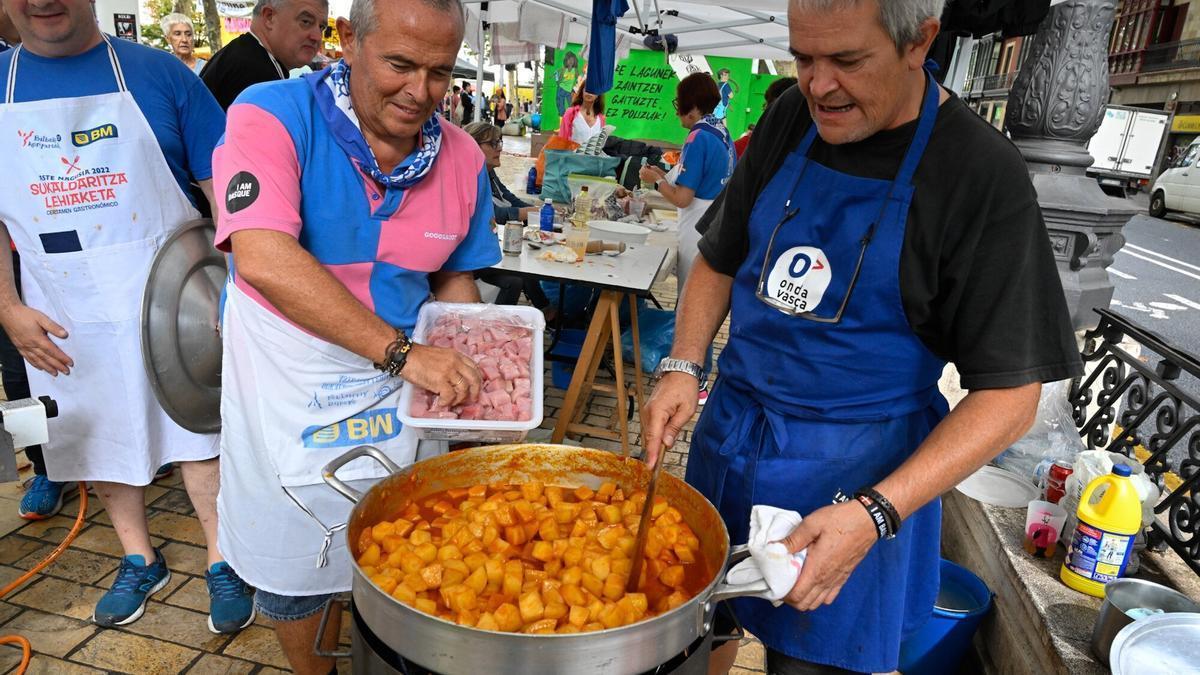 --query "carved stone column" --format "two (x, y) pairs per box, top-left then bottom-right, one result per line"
(1005, 0), (1136, 331)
